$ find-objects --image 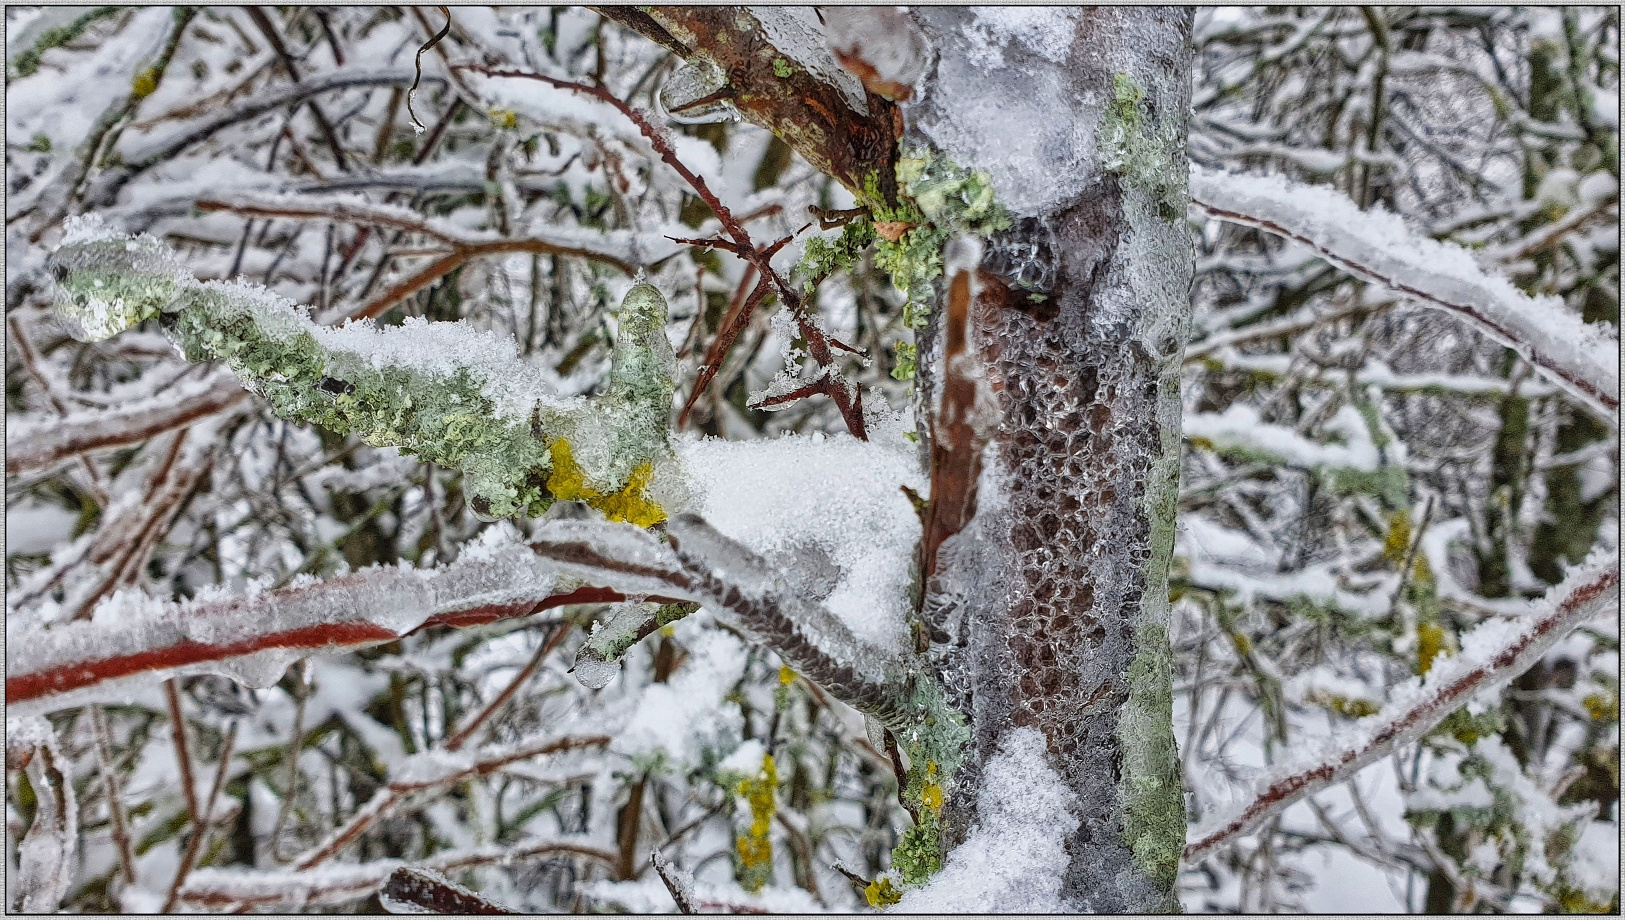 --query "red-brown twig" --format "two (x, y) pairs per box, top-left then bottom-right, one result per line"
(164, 679), (203, 826)
(380, 866), (518, 914)
(89, 706), (137, 887)
(291, 734), (610, 870)
(680, 275), (771, 427)
(458, 64), (868, 438)
(444, 622), (570, 751)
